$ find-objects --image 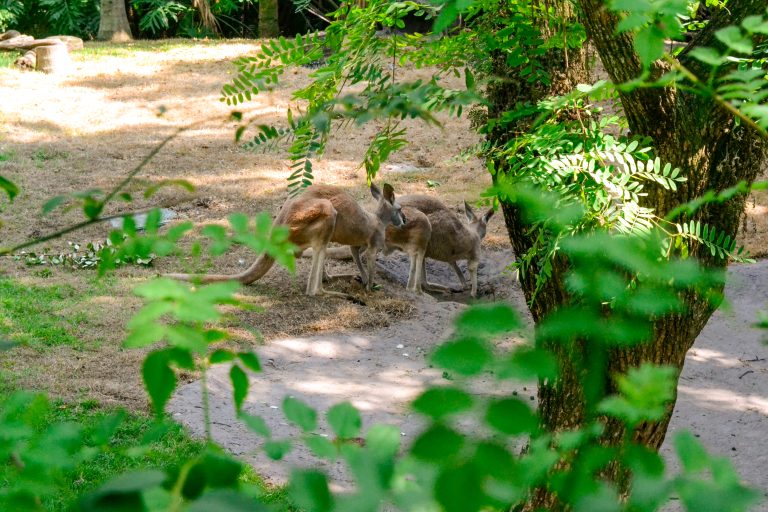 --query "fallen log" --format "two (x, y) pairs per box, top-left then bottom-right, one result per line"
(13, 49), (36, 70)
(0, 30), (21, 41)
(0, 37), (62, 52)
(44, 35), (84, 52)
